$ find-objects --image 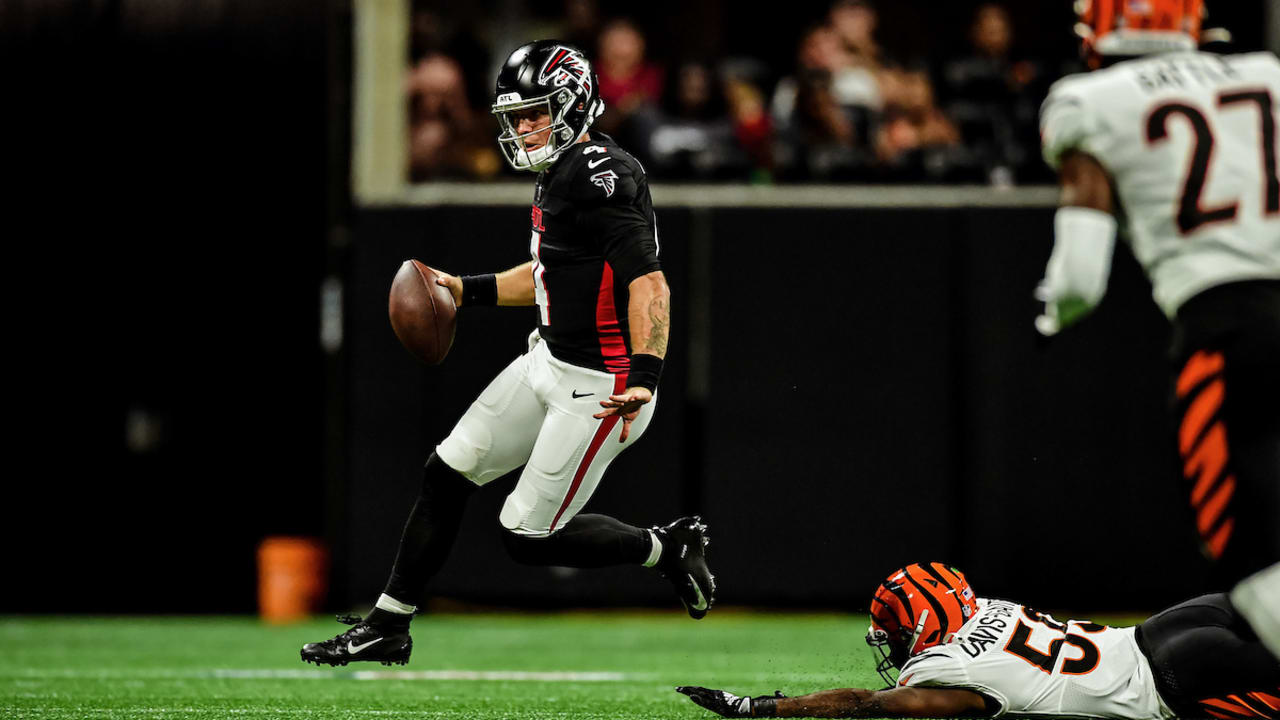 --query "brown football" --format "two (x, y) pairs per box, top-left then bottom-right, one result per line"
(388, 259), (457, 365)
